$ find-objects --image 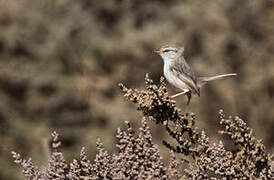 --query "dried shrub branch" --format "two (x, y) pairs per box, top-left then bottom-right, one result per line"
(119, 74), (273, 179)
(12, 75), (273, 179)
(12, 118), (181, 179)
